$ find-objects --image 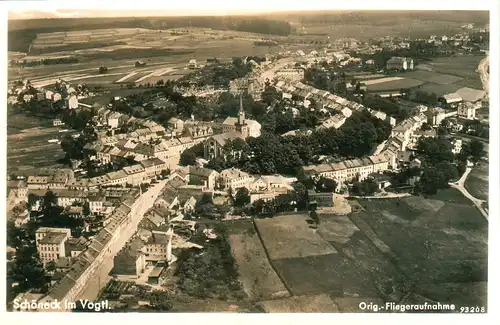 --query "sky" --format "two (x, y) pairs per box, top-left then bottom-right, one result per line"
(6, 0), (492, 20)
